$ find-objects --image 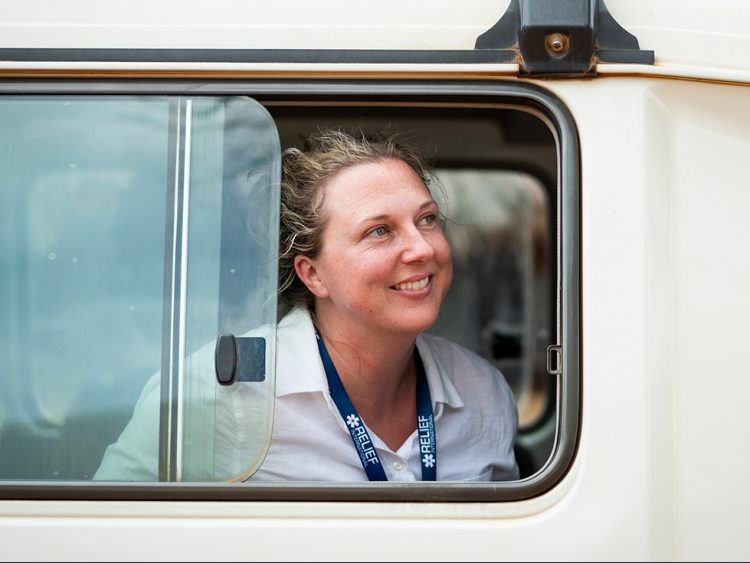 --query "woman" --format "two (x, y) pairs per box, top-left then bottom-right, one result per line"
(94, 129), (519, 482)
(261, 129), (519, 481)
